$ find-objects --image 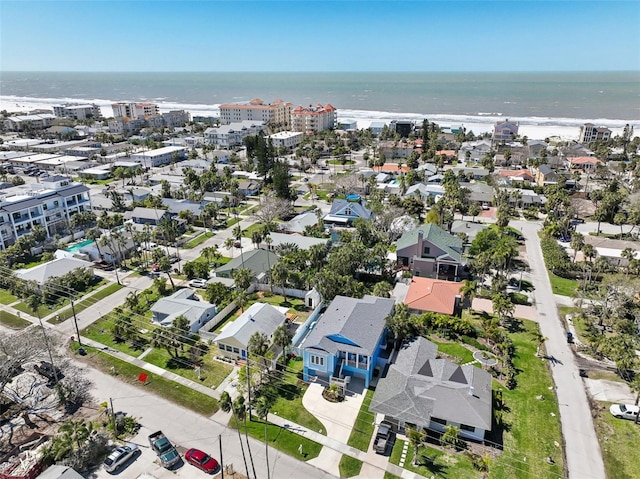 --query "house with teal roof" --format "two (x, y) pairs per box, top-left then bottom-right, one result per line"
(395, 223), (464, 280)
